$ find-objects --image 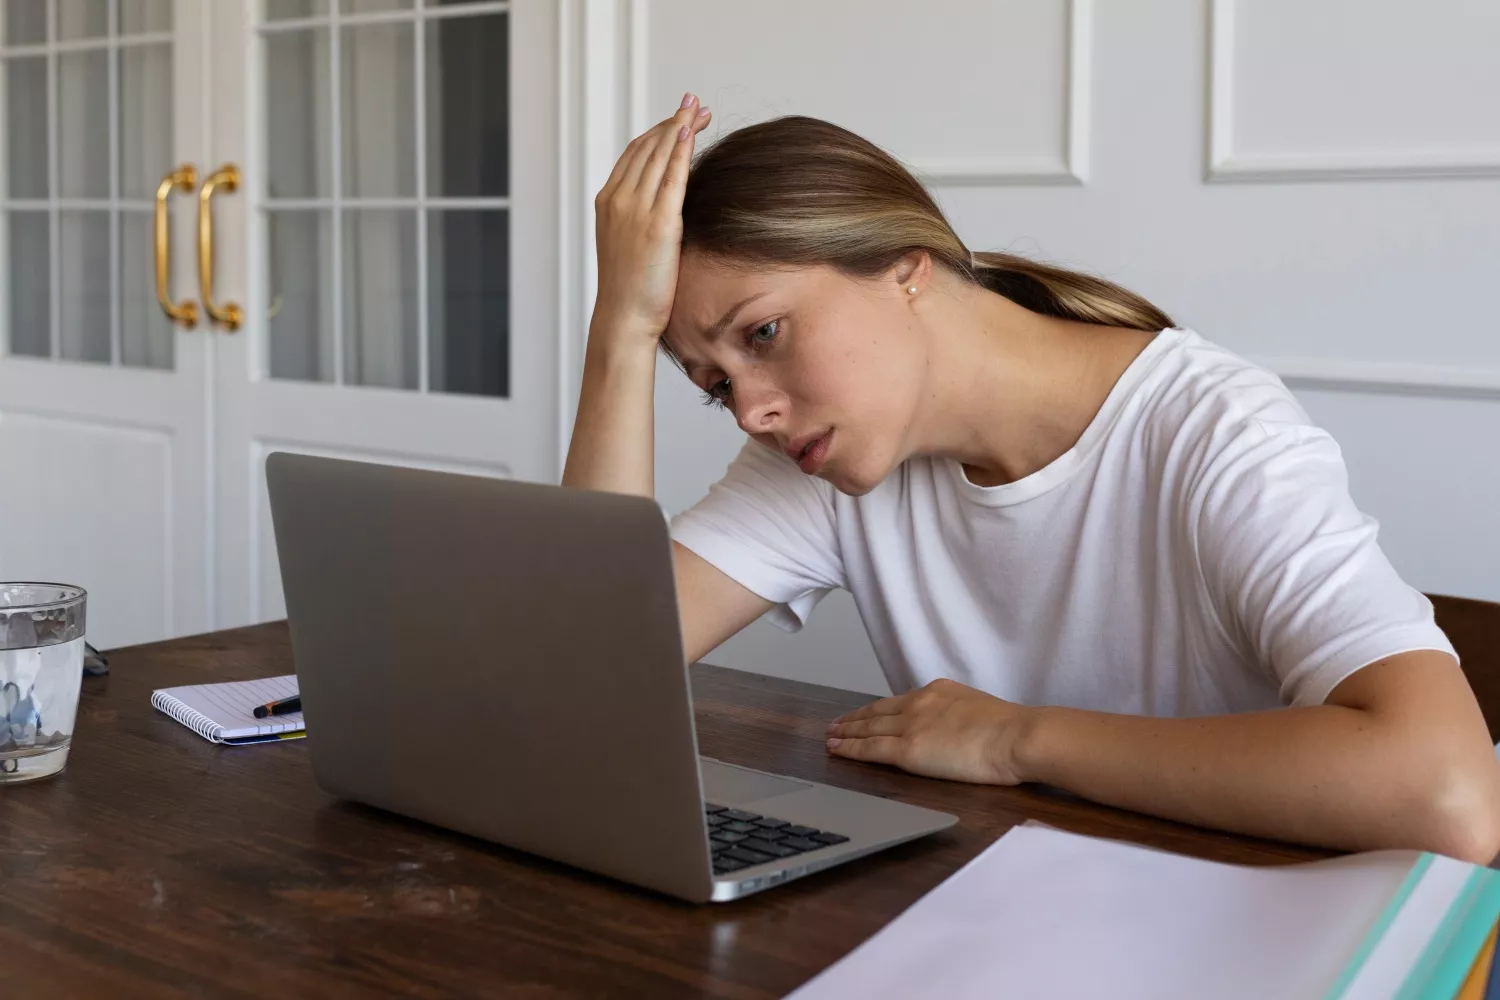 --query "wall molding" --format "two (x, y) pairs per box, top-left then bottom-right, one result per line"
(1207, 0), (1500, 183)
(1256, 356), (1500, 401)
(625, 0), (1092, 187)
